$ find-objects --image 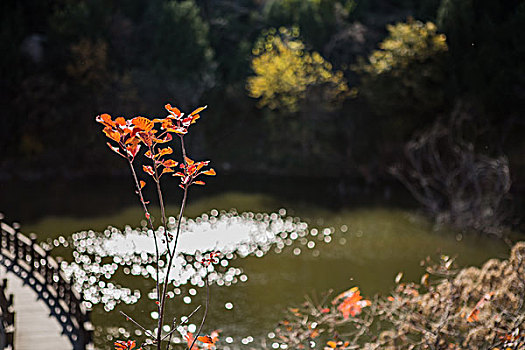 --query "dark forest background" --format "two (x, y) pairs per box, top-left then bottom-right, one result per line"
(1, 0), (524, 231)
